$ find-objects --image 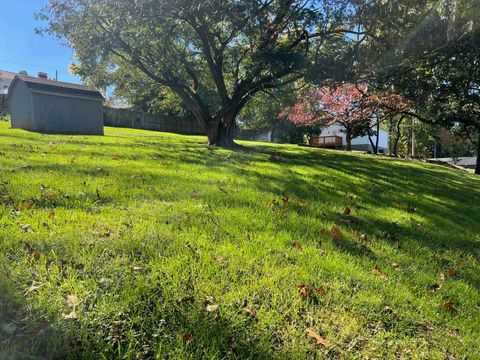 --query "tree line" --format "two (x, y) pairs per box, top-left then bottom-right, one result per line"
(38, 0), (479, 173)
